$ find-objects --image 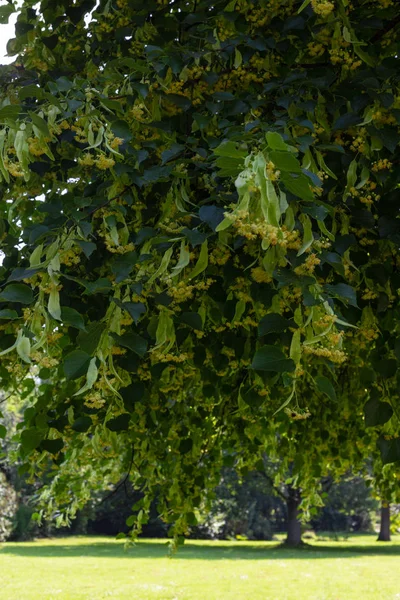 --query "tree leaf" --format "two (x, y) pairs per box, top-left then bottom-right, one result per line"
(188, 240), (208, 280)
(61, 307), (86, 331)
(20, 428), (43, 451)
(63, 350), (91, 380)
(71, 416), (92, 433)
(266, 132), (287, 150)
(324, 283), (358, 308)
(0, 284), (34, 304)
(258, 313), (292, 337)
(0, 309), (19, 320)
(251, 345), (295, 372)
(111, 332), (148, 358)
(77, 322), (106, 355)
(179, 312), (203, 330)
(48, 288), (62, 320)
(269, 151), (301, 172)
(106, 413), (130, 432)
(315, 375), (337, 402)
(364, 398), (393, 427)
(377, 436), (400, 465)
(110, 119), (133, 141)
(41, 438), (64, 455)
(113, 299), (146, 324)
